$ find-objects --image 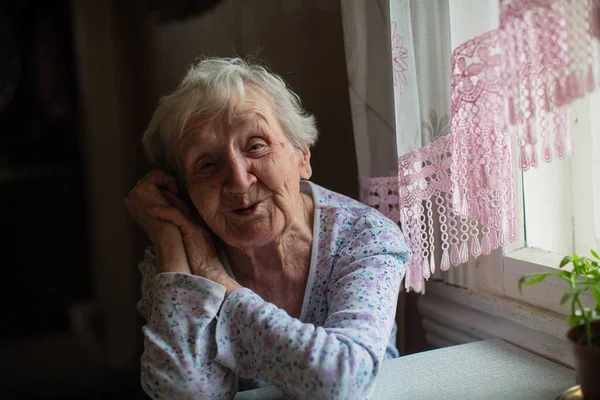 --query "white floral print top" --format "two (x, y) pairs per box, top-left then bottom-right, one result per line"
(137, 181), (411, 400)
